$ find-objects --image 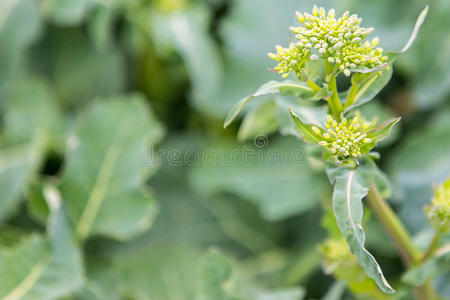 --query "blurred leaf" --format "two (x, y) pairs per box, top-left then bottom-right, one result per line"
(165, 7), (223, 117)
(327, 158), (395, 294)
(0, 0), (41, 89)
(189, 136), (326, 221)
(374, 167), (392, 201)
(42, 0), (94, 26)
(35, 27), (125, 109)
(237, 100), (278, 142)
(402, 246), (450, 286)
(25, 179), (50, 224)
(390, 108), (450, 233)
(0, 202), (84, 299)
(0, 144), (40, 222)
(207, 0), (304, 117)
(2, 77), (64, 146)
(59, 95), (164, 241)
(197, 248), (233, 300)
